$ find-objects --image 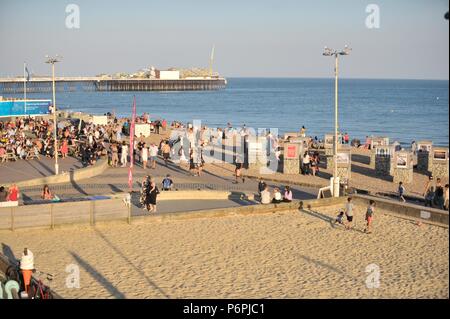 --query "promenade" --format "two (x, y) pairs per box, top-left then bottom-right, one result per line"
(0, 156), (83, 184)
